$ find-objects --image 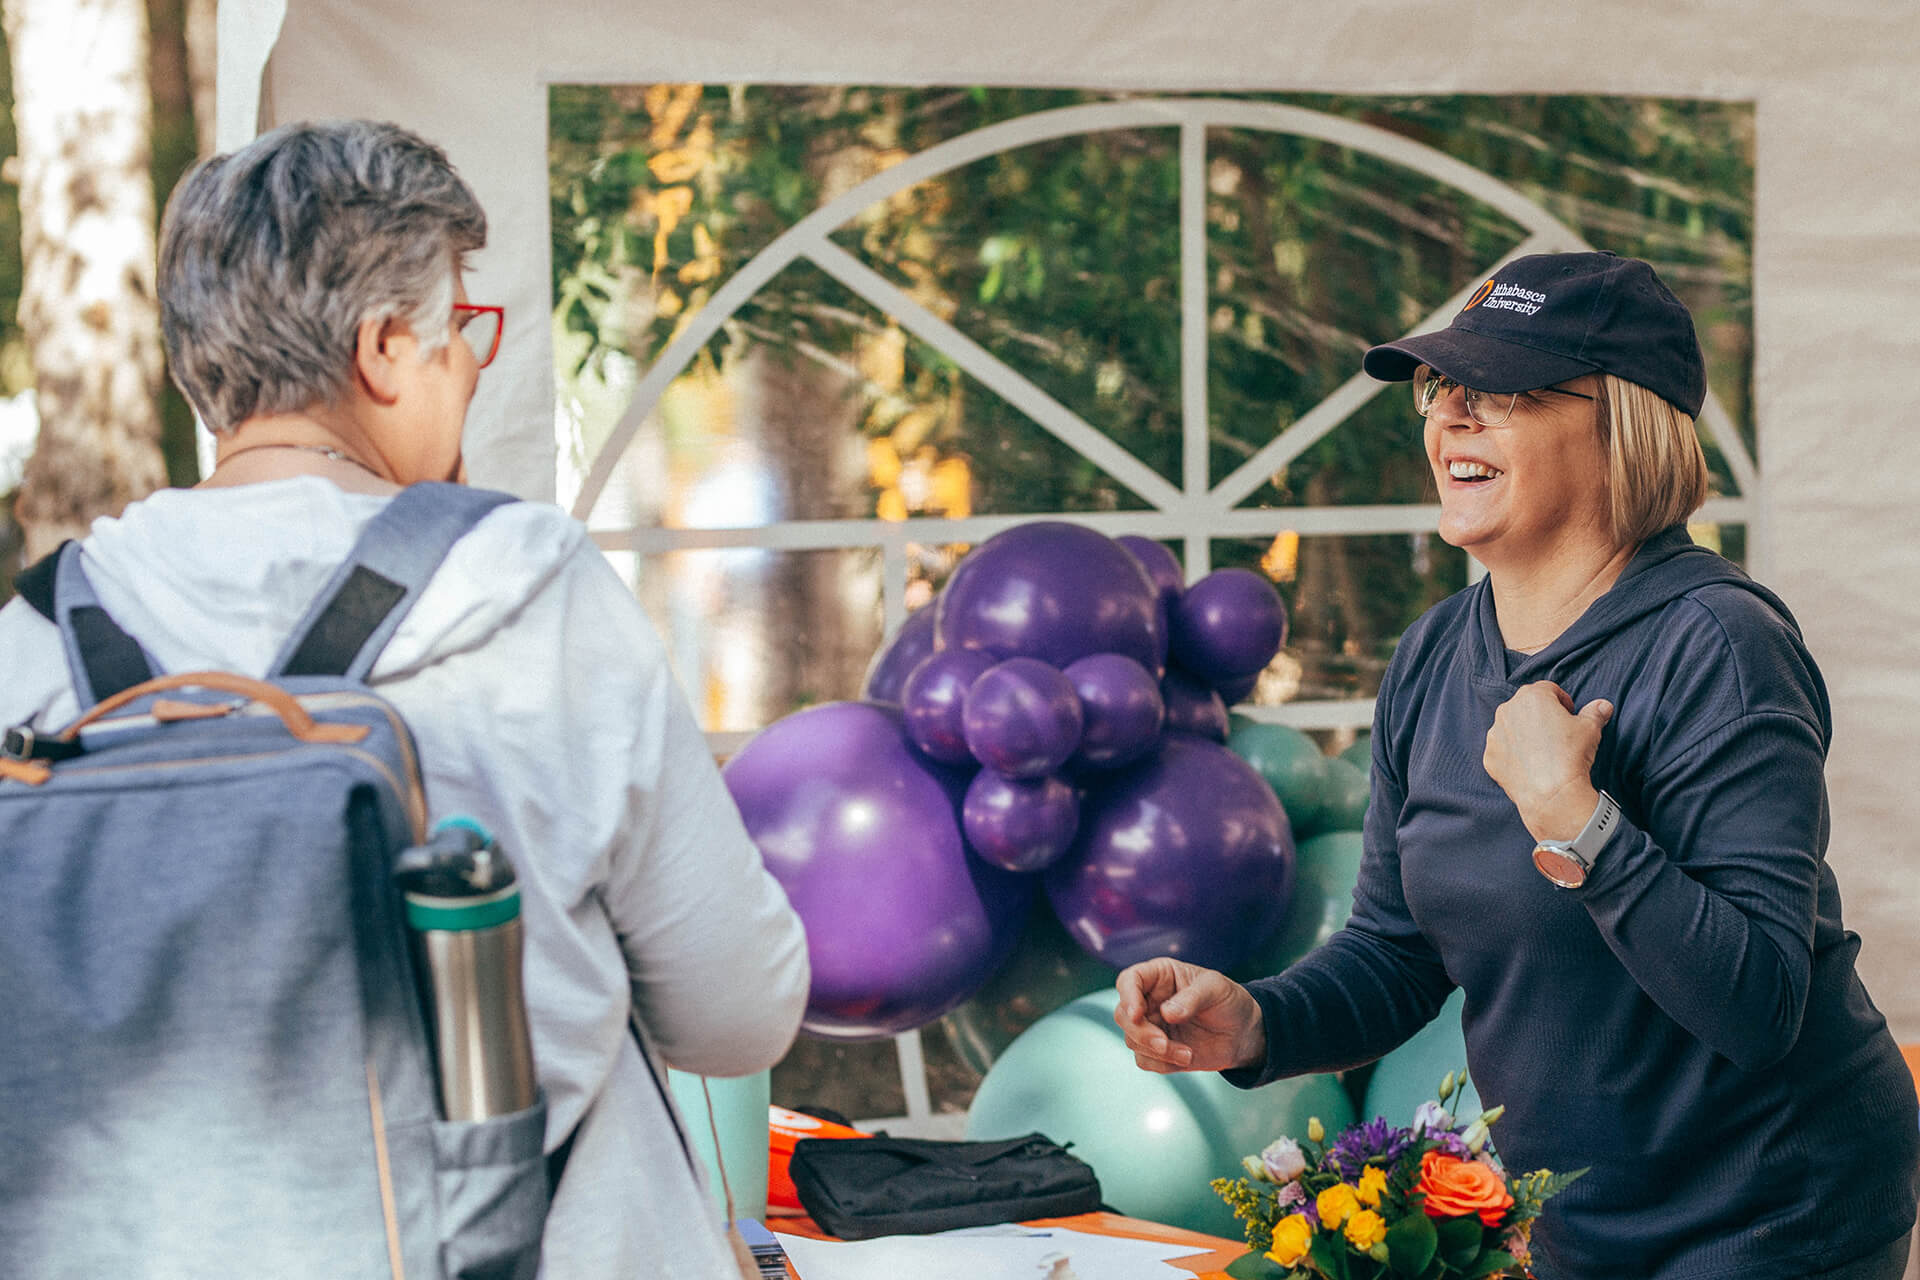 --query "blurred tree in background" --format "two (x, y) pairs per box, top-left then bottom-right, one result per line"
(0, 0), (205, 596)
